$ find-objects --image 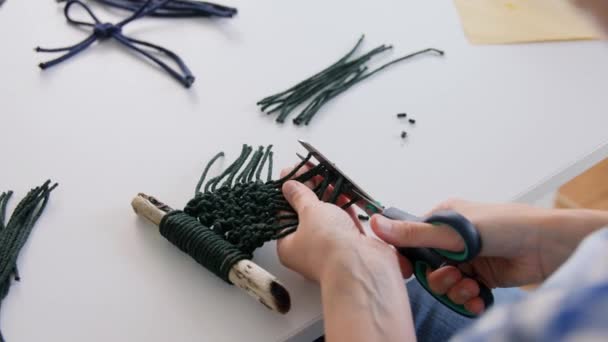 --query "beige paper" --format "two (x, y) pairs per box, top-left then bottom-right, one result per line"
(453, 0), (602, 44)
